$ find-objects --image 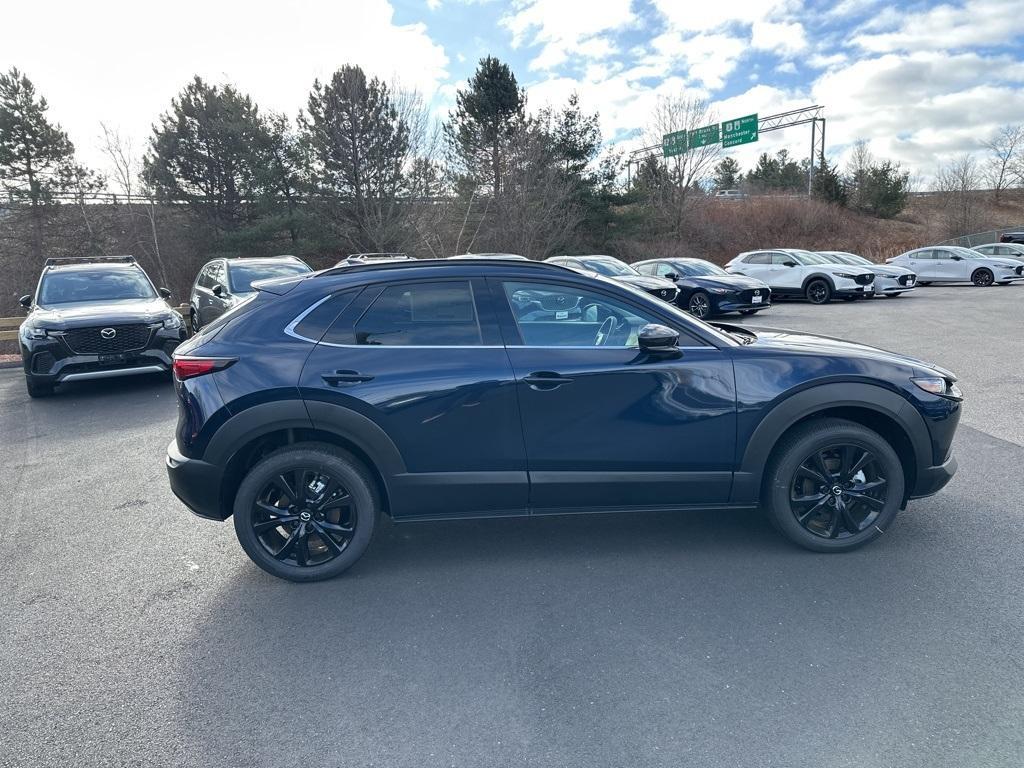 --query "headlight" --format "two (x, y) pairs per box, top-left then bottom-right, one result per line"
(20, 325), (50, 341)
(162, 313), (183, 329)
(912, 377), (963, 400)
(833, 272), (859, 280)
(707, 287), (729, 294)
